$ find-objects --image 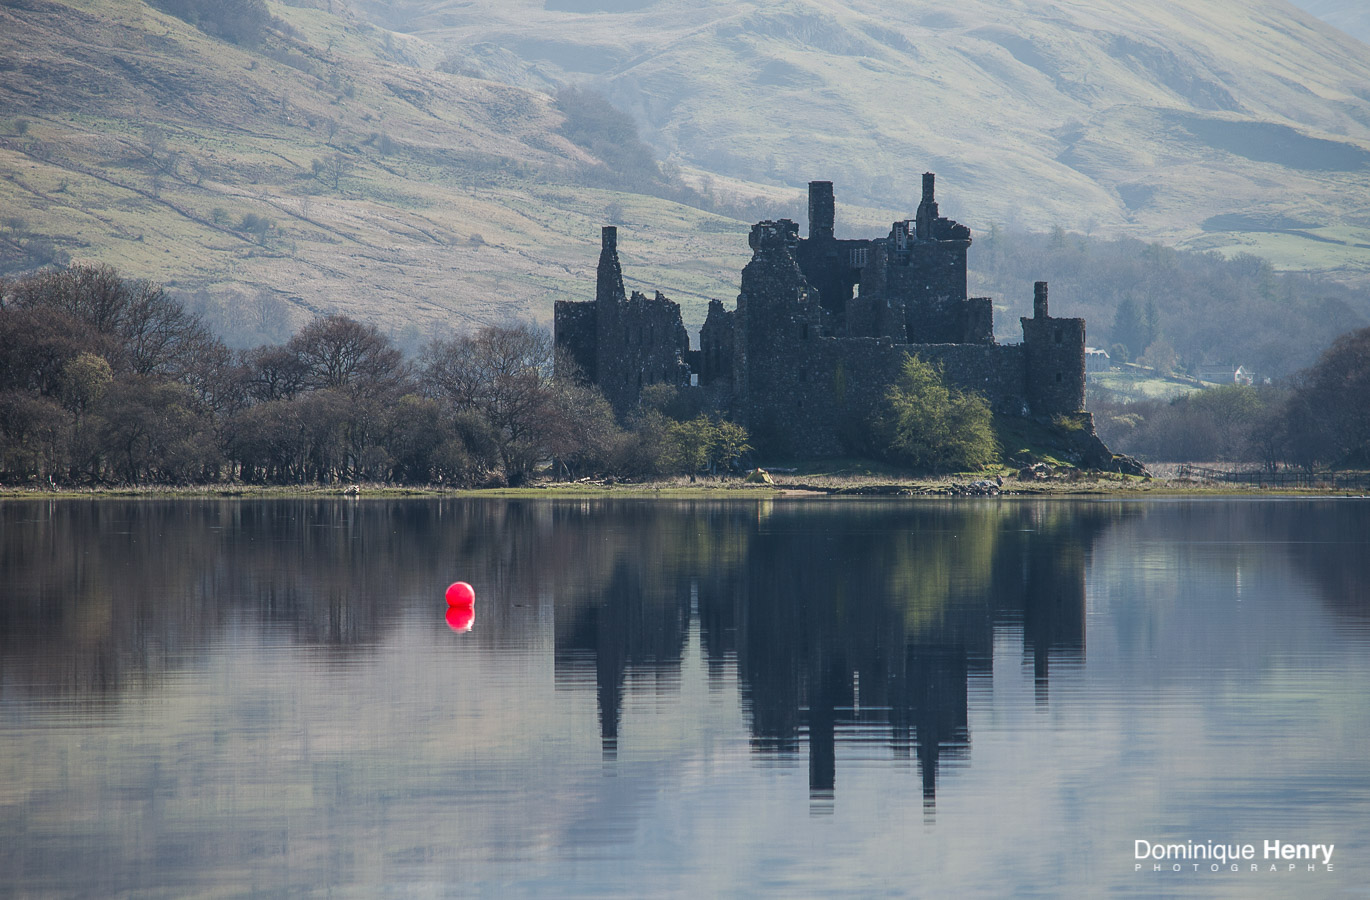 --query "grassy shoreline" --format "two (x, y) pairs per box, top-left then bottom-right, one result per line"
(0, 473), (1363, 500)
